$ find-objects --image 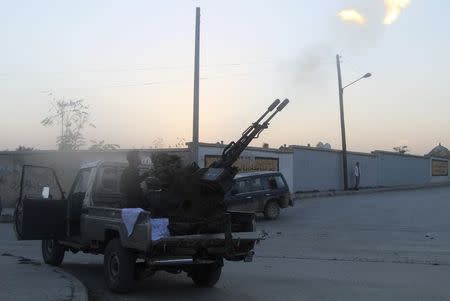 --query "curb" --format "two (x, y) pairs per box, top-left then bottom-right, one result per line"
(294, 182), (450, 201)
(0, 253), (89, 301)
(51, 266), (89, 301)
